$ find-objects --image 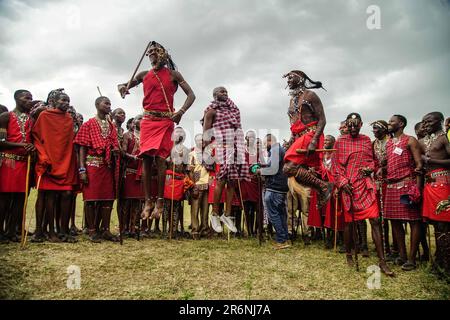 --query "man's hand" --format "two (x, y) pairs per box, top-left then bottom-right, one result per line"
(306, 140), (317, 156)
(171, 111), (183, 125)
(22, 143), (35, 153)
(341, 183), (352, 195)
(360, 167), (373, 177)
(375, 168), (383, 180)
(80, 172), (88, 185)
(117, 84), (129, 98)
